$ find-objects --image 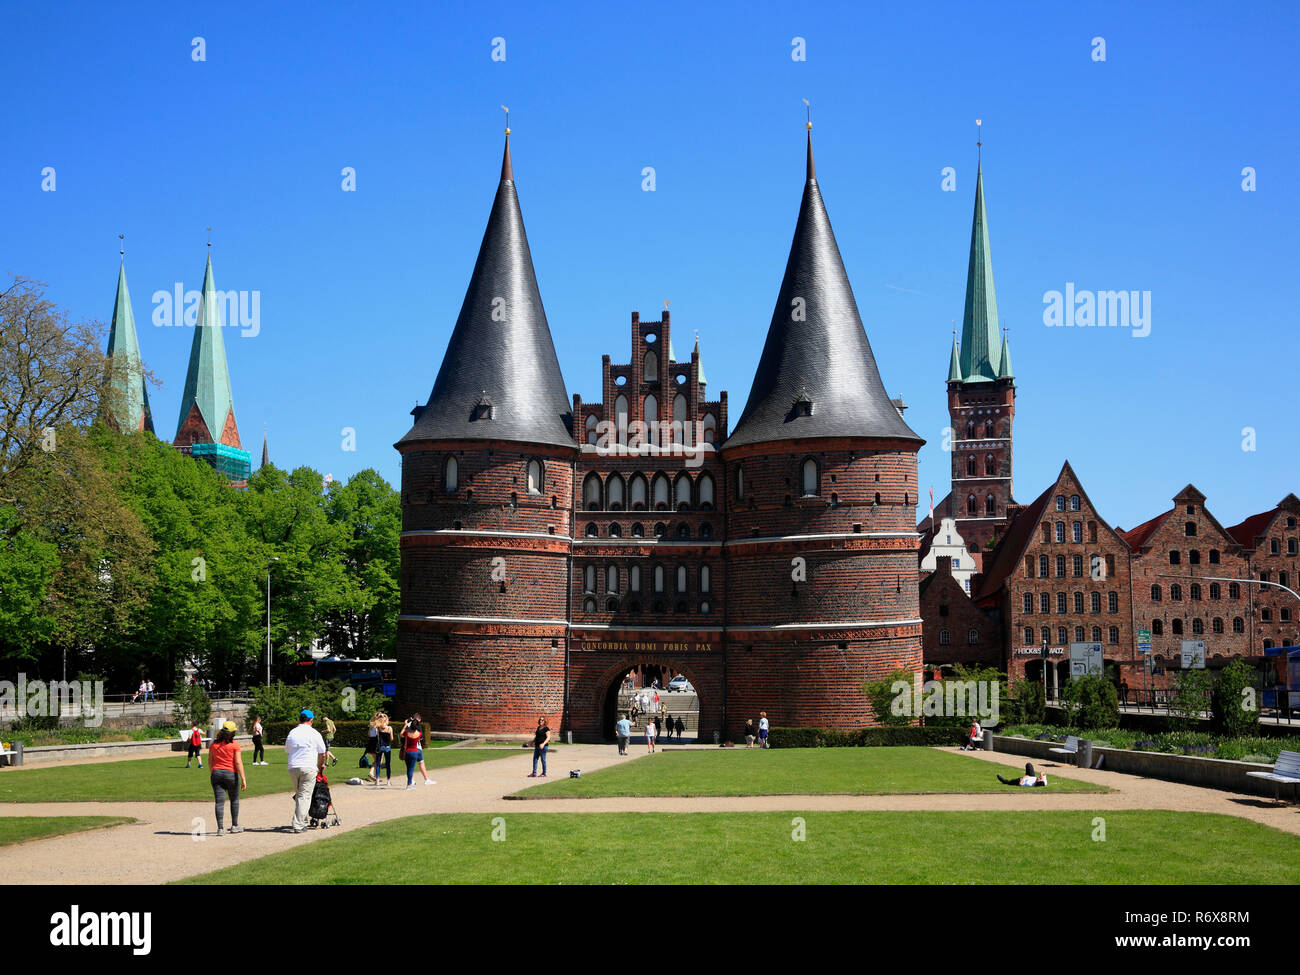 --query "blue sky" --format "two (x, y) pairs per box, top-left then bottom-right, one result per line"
(3, 1), (1297, 532)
